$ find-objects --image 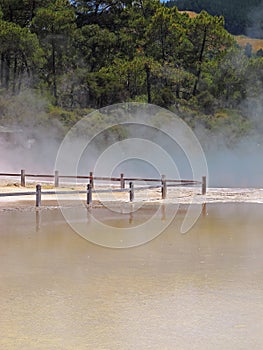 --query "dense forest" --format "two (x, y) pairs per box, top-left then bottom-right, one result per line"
(165, 0), (263, 37)
(0, 0), (262, 140)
